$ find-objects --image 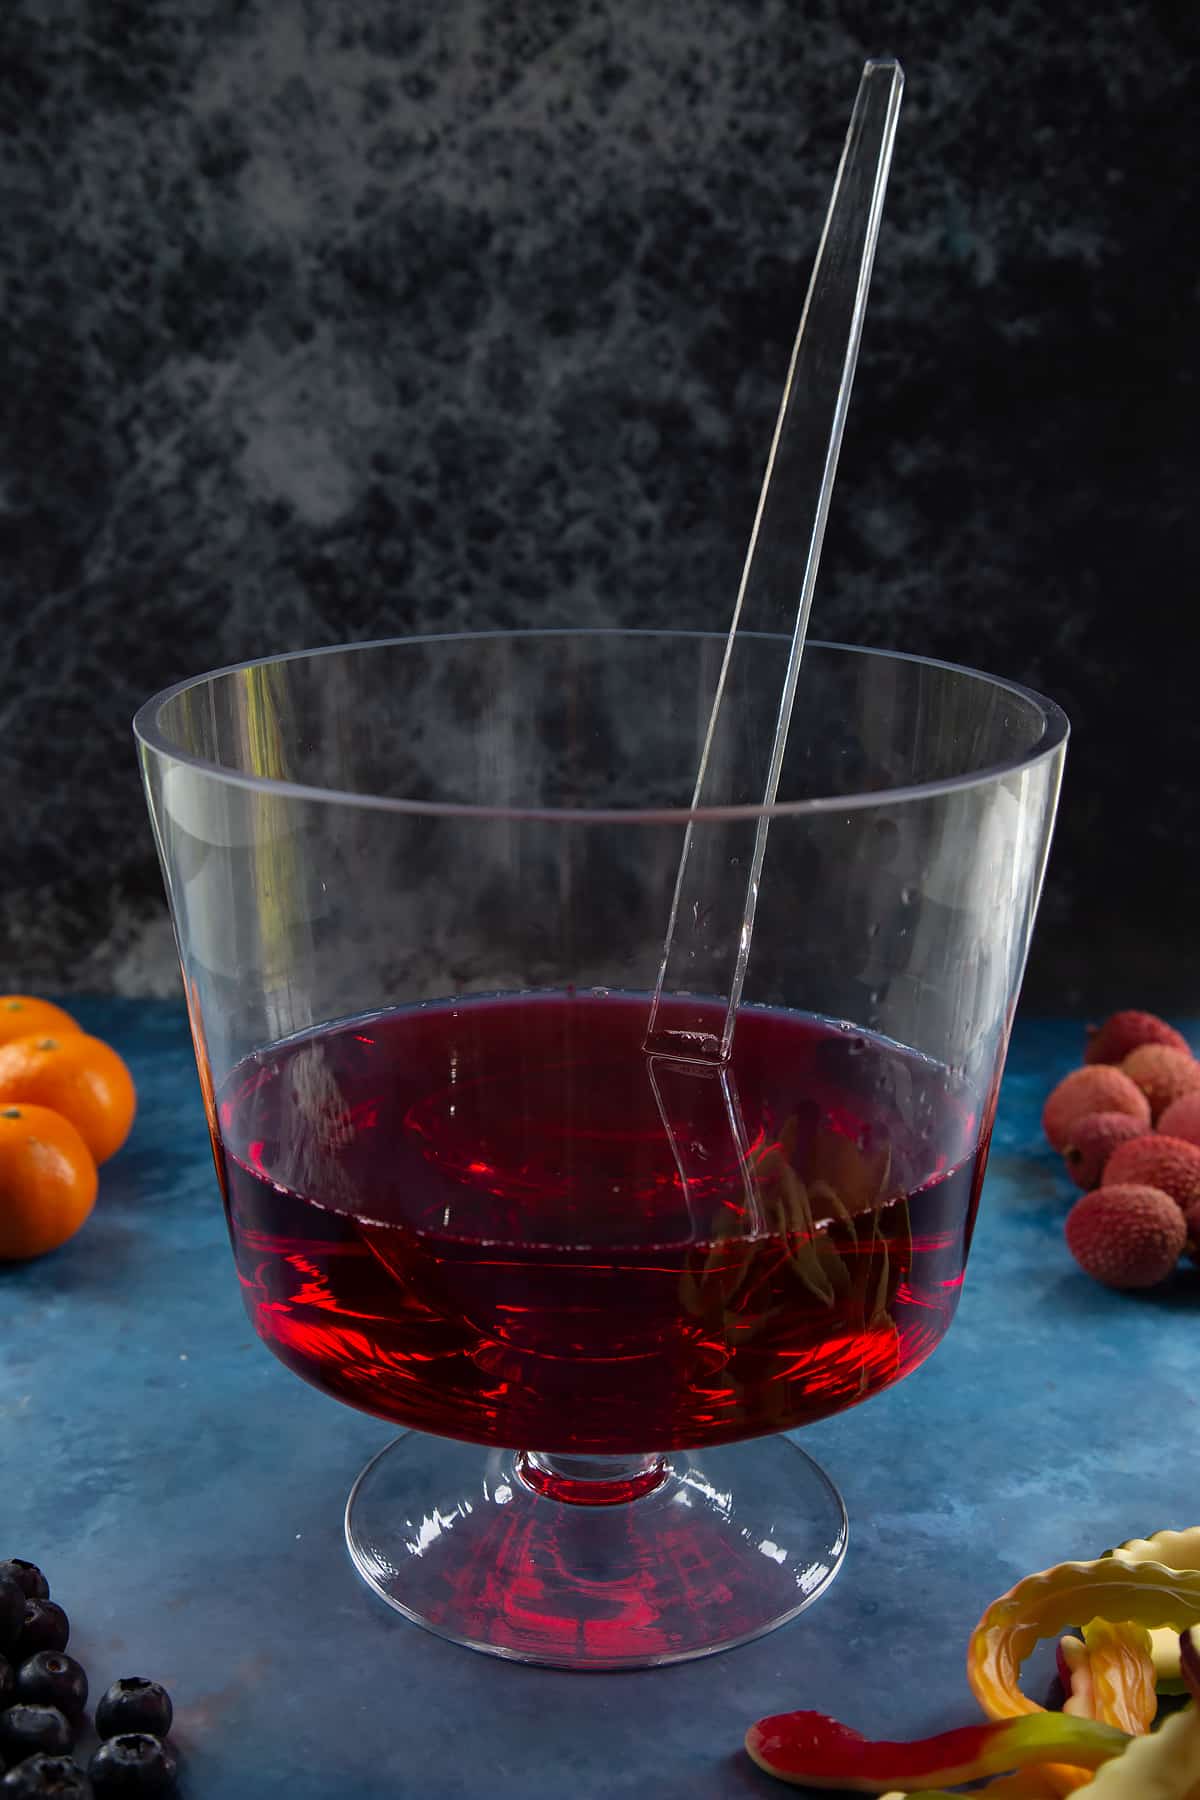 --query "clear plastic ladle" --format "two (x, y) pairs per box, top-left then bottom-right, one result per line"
(646, 57), (905, 1063)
